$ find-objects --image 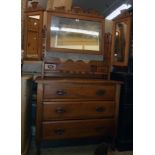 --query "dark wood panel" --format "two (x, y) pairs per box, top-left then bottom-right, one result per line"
(43, 101), (115, 120)
(42, 119), (114, 140)
(43, 82), (115, 100)
(42, 59), (109, 79)
(35, 78), (121, 148)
